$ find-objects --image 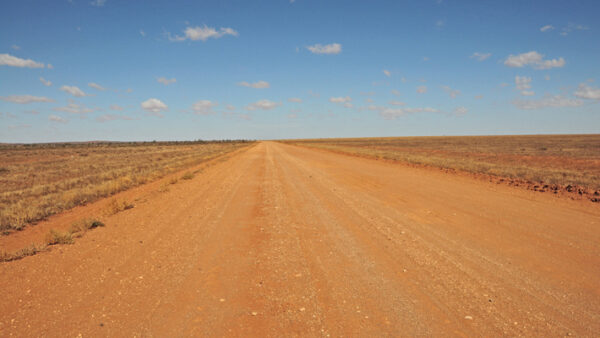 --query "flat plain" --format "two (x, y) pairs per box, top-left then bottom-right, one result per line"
(0, 140), (599, 336)
(0, 141), (252, 234)
(282, 134), (600, 200)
